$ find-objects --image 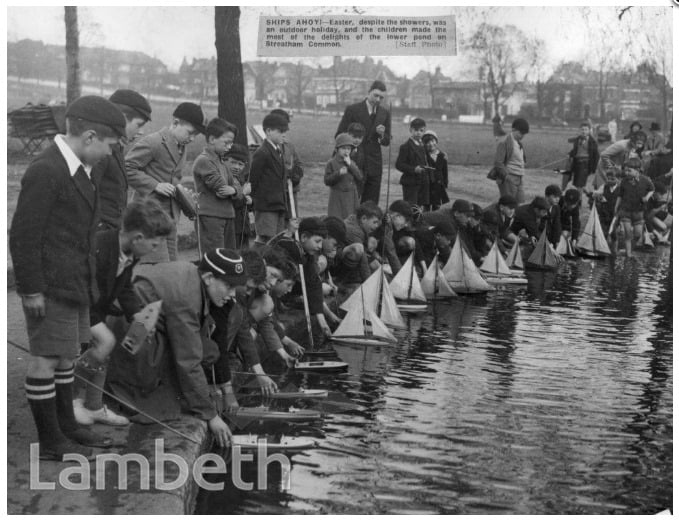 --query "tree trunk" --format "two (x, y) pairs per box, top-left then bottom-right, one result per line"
(215, 6), (248, 146)
(64, 7), (81, 105)
(598, 69), (606, 119)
